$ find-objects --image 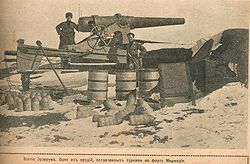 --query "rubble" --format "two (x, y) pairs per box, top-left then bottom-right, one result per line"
(76, 106), (97, 119)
